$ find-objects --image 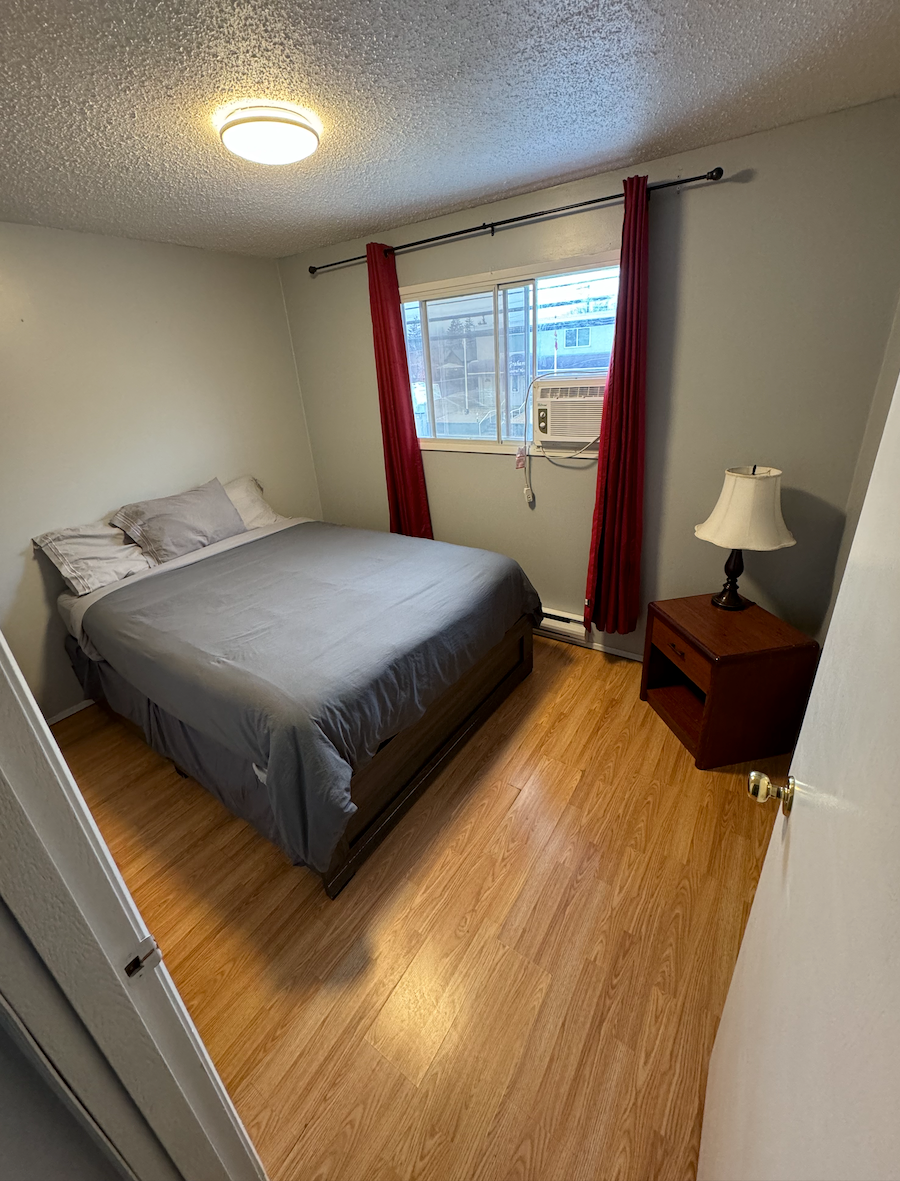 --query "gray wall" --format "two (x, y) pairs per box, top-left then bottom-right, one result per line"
(0, 223), (322, 717)
(0, 898), (180, 1181)
(0, 1012), (127, 1181)
(824, 291), (900, 633)
(279, 97), (900, 654)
